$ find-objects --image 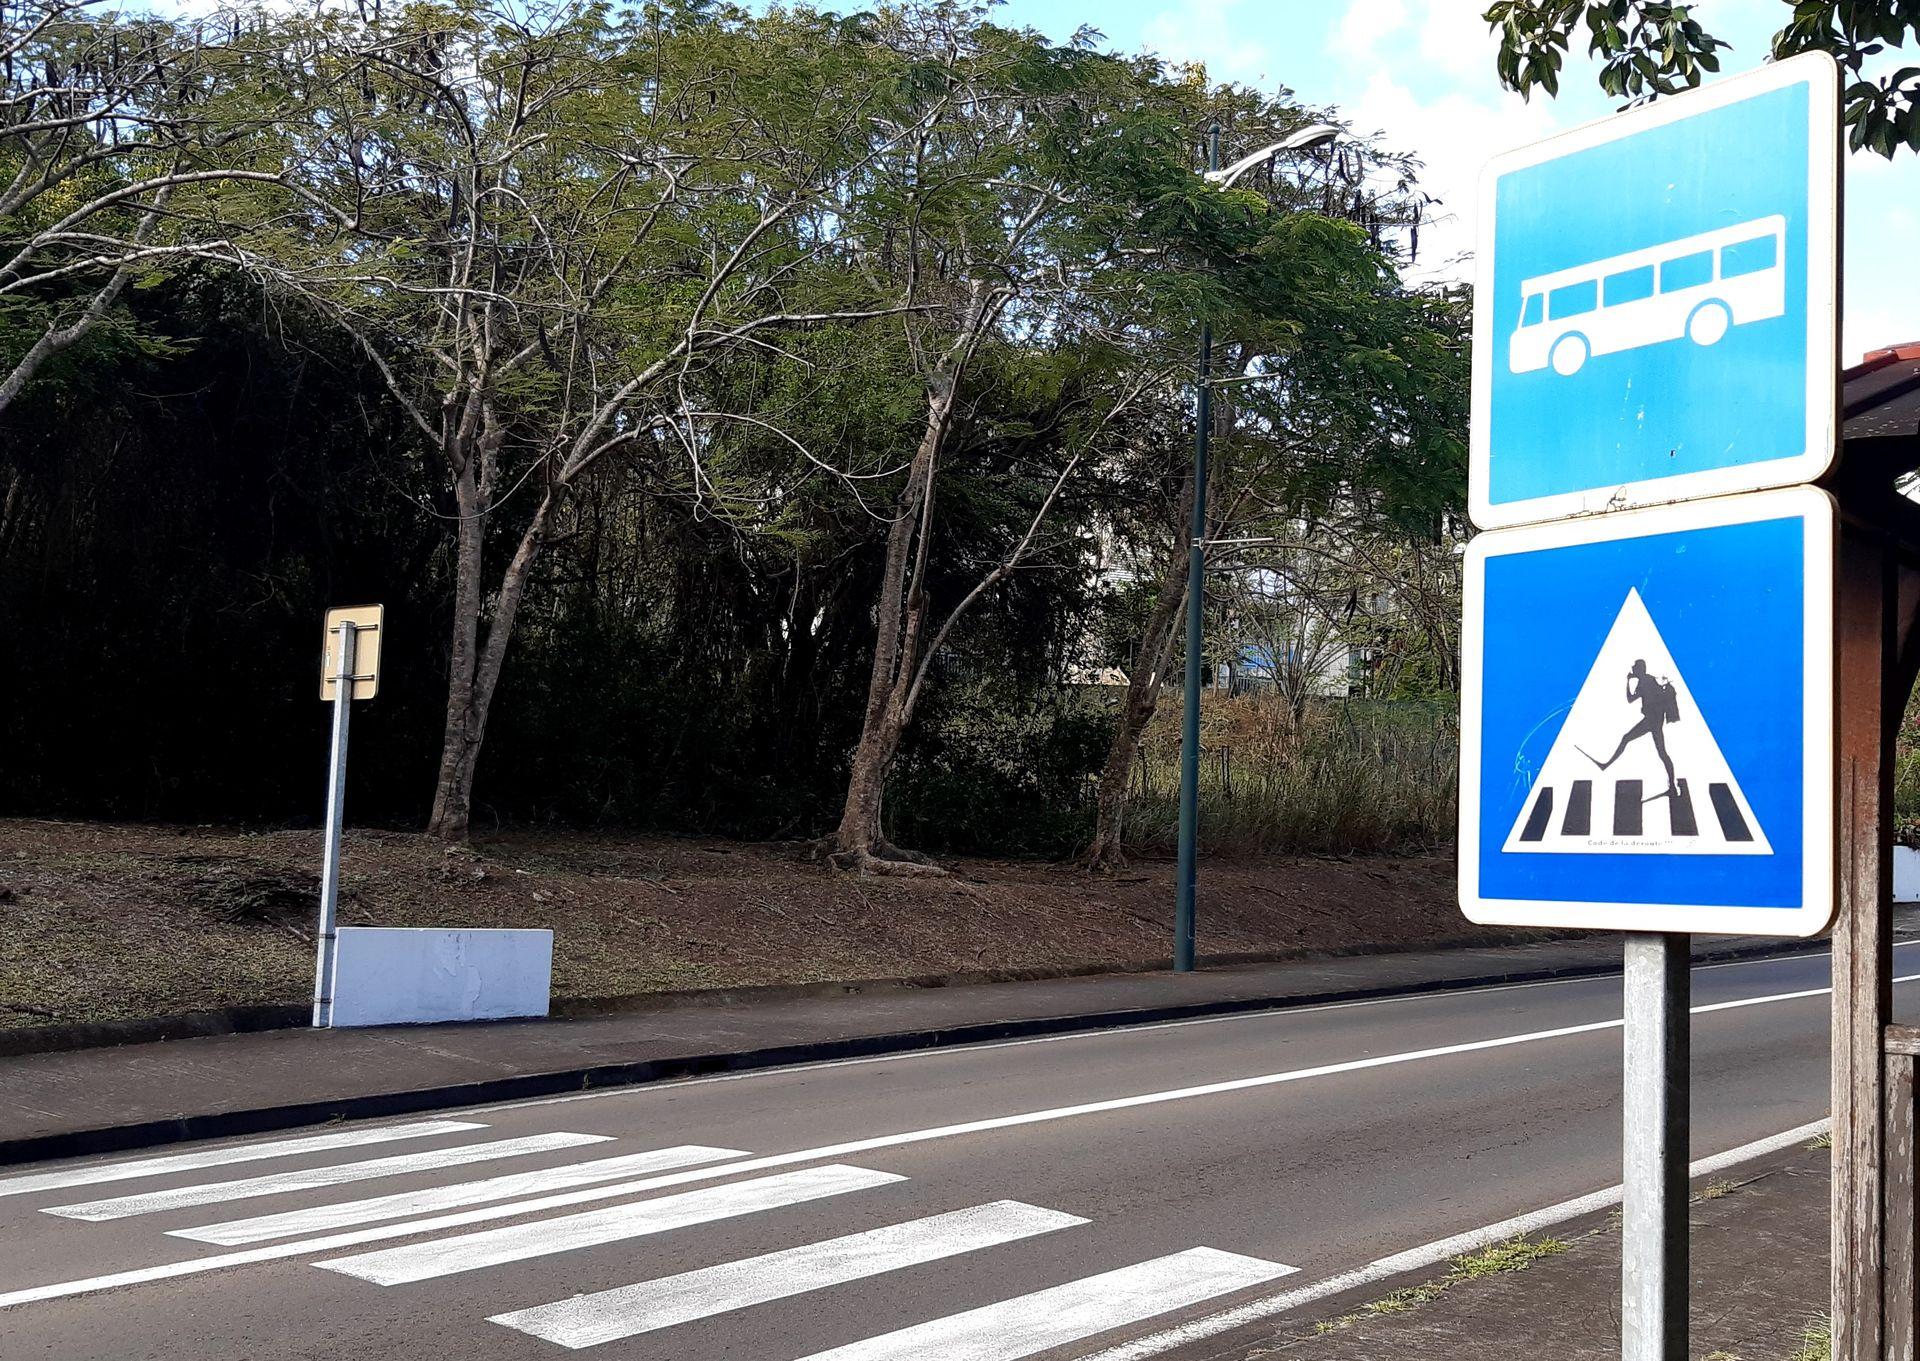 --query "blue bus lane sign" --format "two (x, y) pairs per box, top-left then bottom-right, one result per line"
(1471, 53), (1839, 530)
(1459, 486), (1835, 935)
